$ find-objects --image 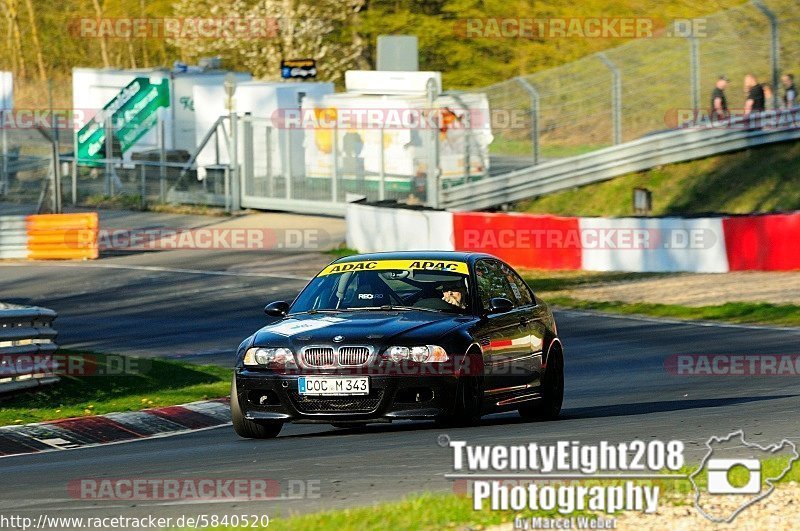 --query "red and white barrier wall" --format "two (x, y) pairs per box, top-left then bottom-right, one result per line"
(346, 204), (800, 272)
